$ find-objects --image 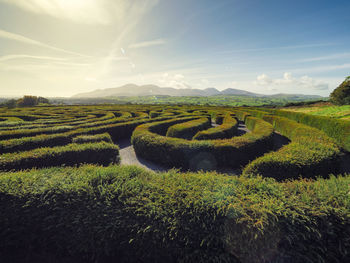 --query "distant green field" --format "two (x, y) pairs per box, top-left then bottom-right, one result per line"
(109, 95), (325, 106)
(285, 105), (350, 119)
(52, 94), (325, 107)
